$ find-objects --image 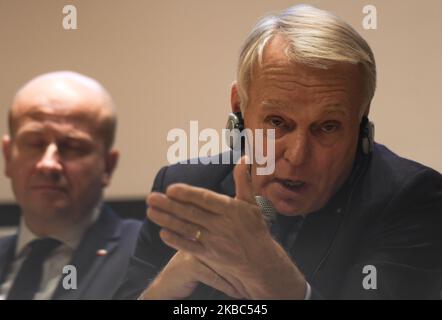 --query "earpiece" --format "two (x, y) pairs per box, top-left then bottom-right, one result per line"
(360, 116), (375, 155)
(225, 112), (244, 150)
(226, 112), (244, 131)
